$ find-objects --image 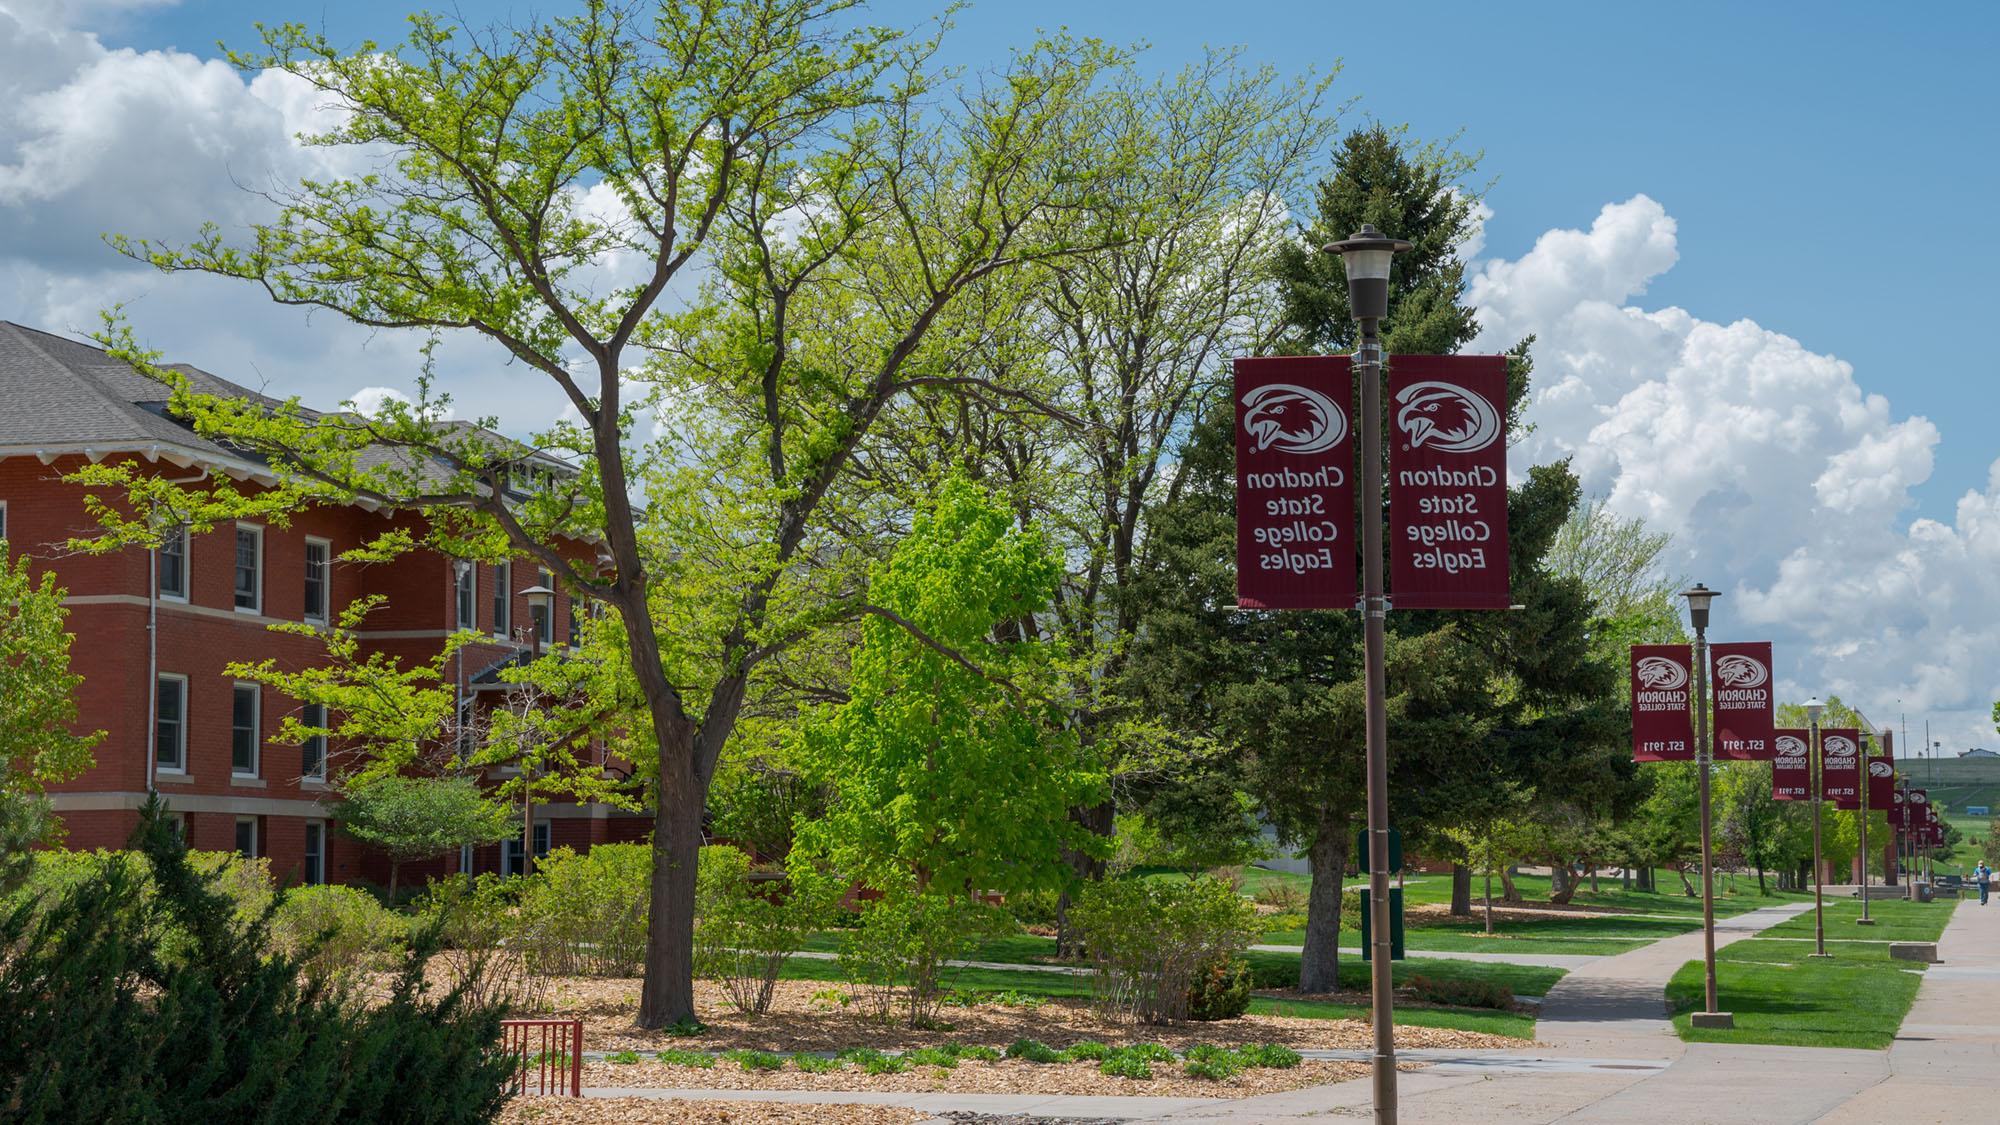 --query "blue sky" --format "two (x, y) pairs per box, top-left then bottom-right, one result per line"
(104, 1), (2000, 522)
(5, 0), (1995, 746)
